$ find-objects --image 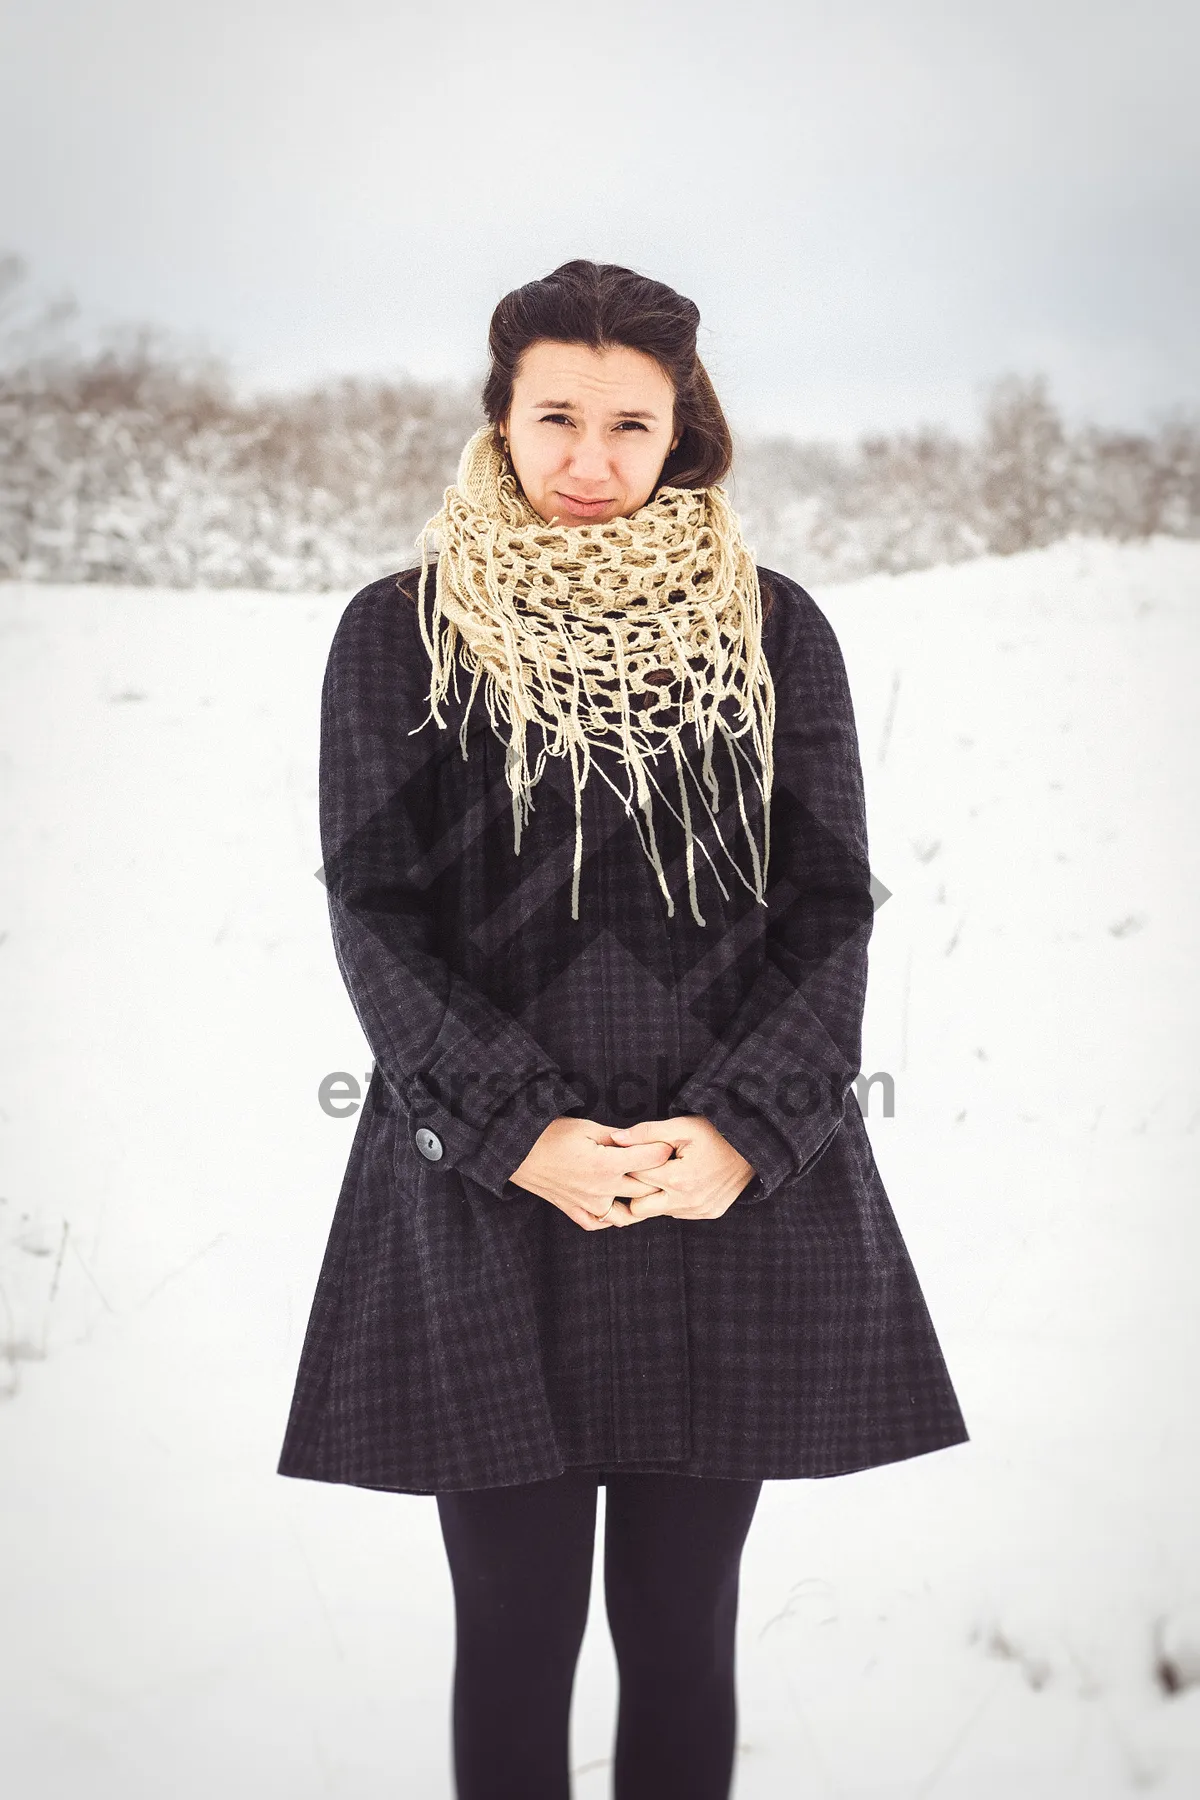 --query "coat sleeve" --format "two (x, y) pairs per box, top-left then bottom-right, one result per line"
(319, 574), (582, 1201)
(668, 572), (875, 1205)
